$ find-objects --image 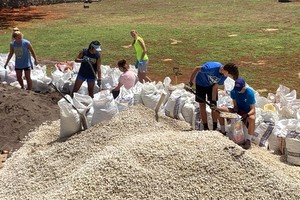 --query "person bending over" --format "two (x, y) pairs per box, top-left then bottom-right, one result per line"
(189, 62), (239, 131)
